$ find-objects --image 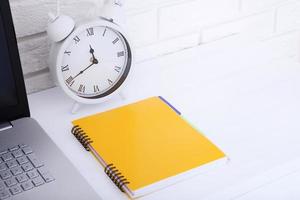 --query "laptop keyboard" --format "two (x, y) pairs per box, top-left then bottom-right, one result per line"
(0, 144), (55, 199)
